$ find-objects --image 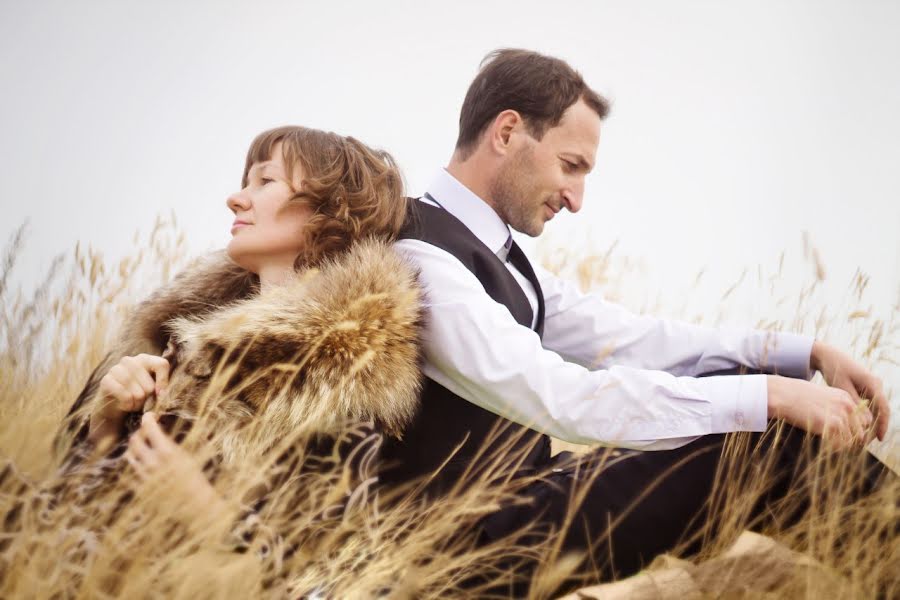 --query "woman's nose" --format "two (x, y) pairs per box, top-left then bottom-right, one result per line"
(226, 190), (251, 213)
